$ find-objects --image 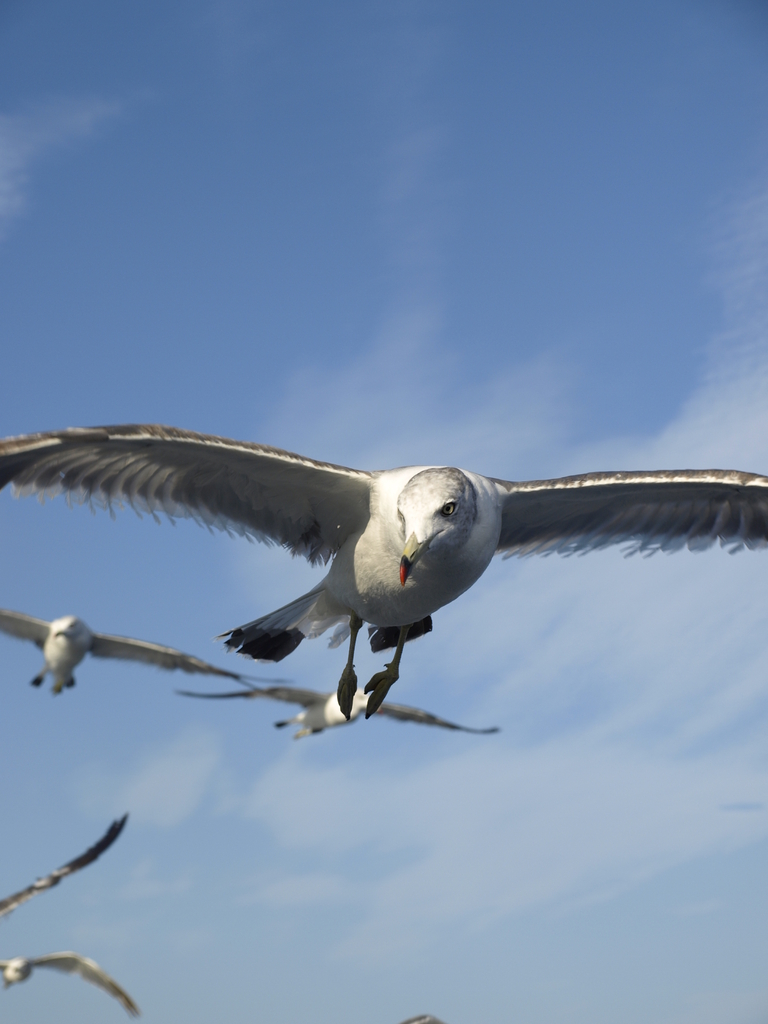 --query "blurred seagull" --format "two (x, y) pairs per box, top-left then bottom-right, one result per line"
(178, 681), (500, 739)
(0, 608), (264, 694)
(1, 952), (139, 1016)
(397, 1018), (448, 1024)
(0, 816), (127, 920)
(3, 425), (768, 715)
